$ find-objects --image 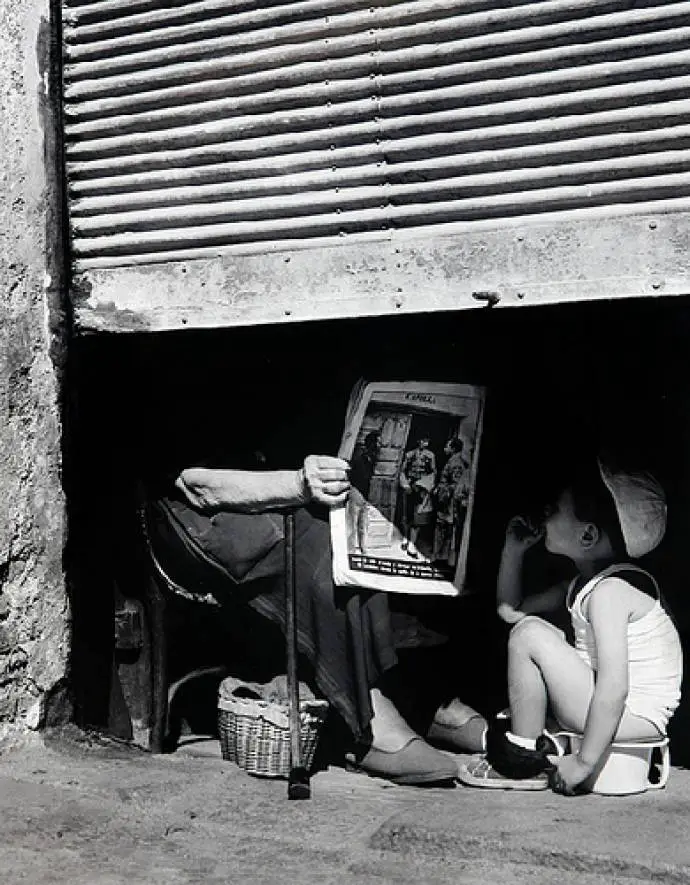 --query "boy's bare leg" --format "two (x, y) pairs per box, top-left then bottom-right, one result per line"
(507, 617), (663, 743)
(507, 618), (594, 739)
